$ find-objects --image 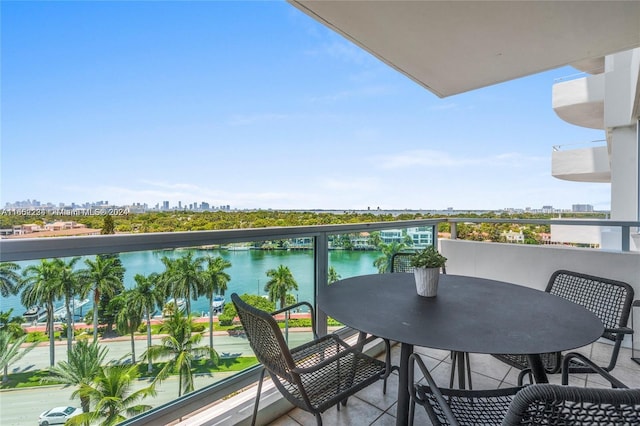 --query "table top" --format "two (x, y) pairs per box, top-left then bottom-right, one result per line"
(320, 273), (604, 355)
